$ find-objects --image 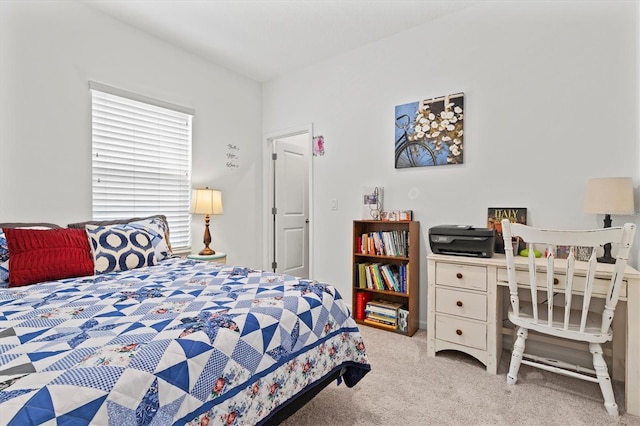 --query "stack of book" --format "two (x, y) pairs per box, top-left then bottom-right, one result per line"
(363, 299), (404, 330)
